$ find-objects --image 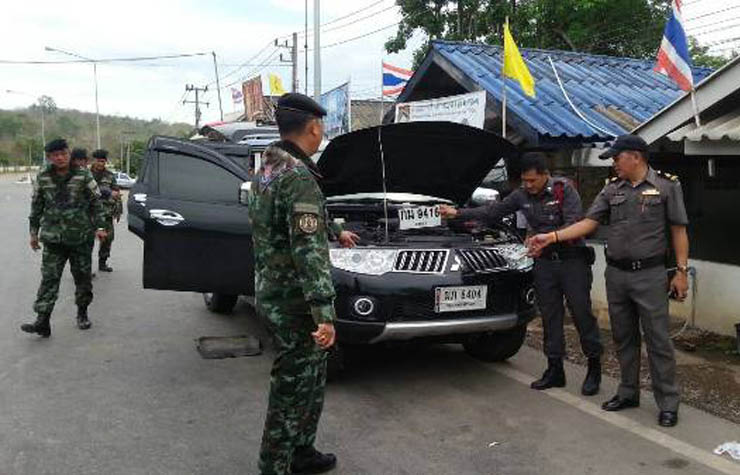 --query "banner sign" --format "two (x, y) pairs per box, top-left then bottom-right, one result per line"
(242, 76), (265, 121)
(394, 90), (486, 129)
(320, 82), (351, 139)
